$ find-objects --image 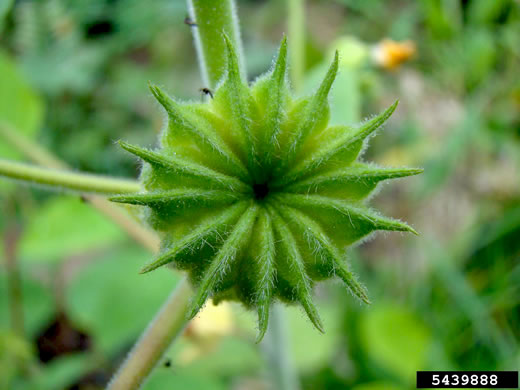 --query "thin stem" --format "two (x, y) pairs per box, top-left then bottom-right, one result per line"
(0, 122), (160, 252)
(187, 0), (245, 88)
(288, 0), (305, 92)
(4, 224), (24, 338)
(0, 159), (140, 195)
(262, 303), (300, 390)
(87, 196), (159, 252)
(107, 278), (193, 390)
(0, 122), (66, 169)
